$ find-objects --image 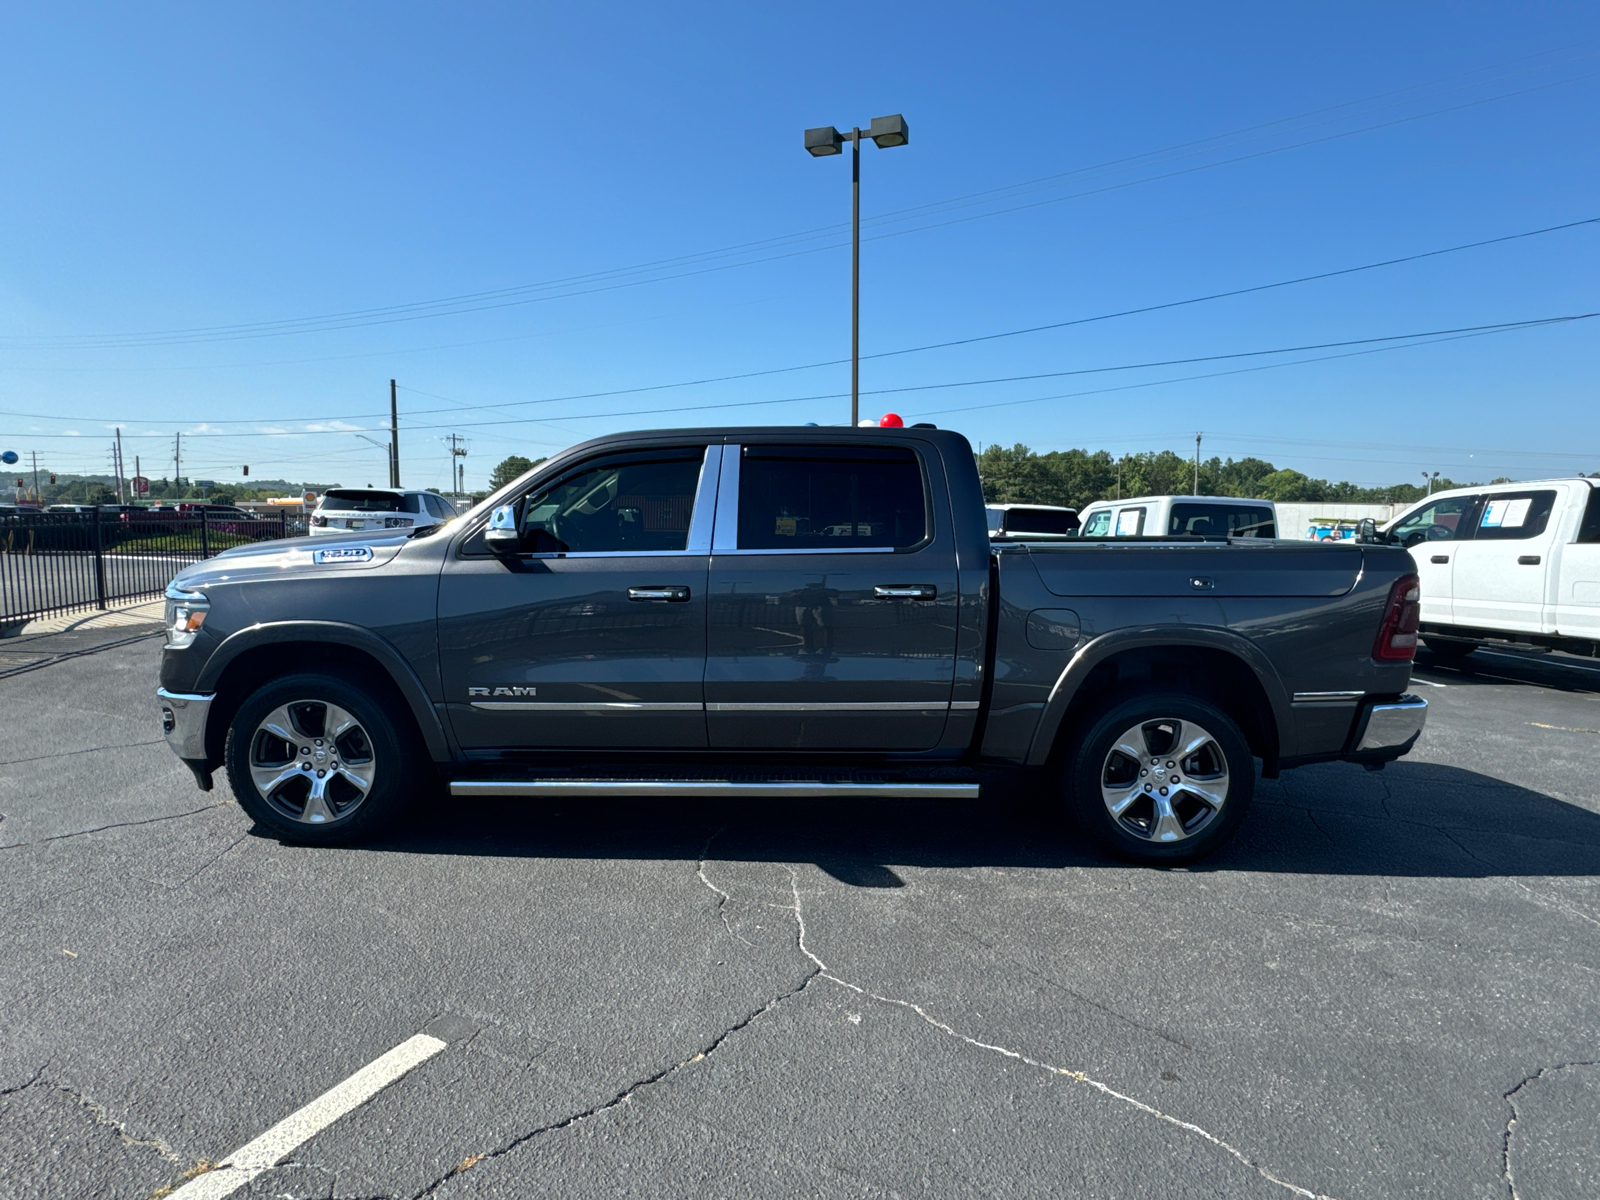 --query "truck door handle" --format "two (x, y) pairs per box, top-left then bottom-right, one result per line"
(628, 586), (690, 602)
(874, 584), (937, 600)
(1430, 555), (1449, 564)
(1517, 555), (1541, 566)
